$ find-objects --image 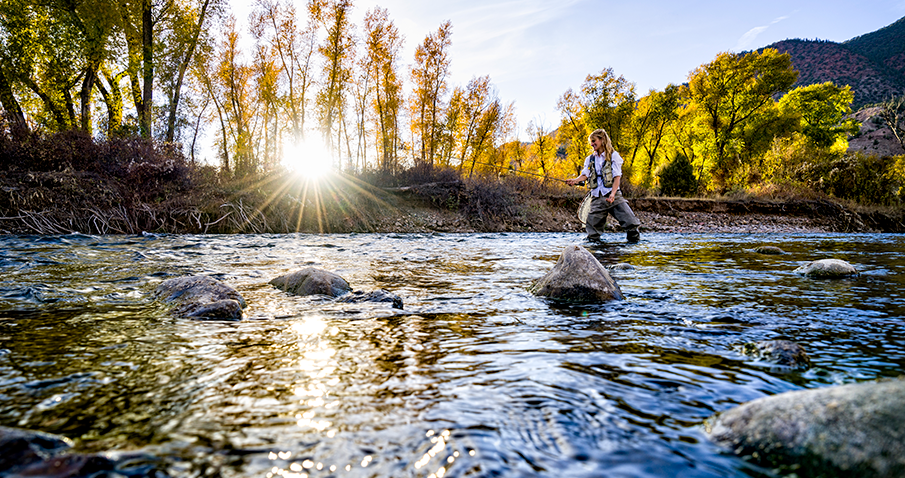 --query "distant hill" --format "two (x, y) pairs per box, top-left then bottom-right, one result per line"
(761, 16), (905, 108)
